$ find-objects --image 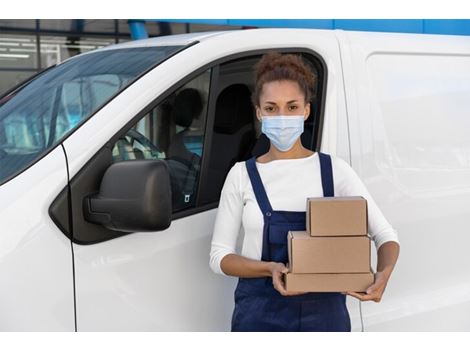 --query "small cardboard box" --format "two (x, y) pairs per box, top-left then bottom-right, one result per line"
(284, 271), (375, 293)
(306, 196), (368, 236)
(287, 231), (371, 274)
